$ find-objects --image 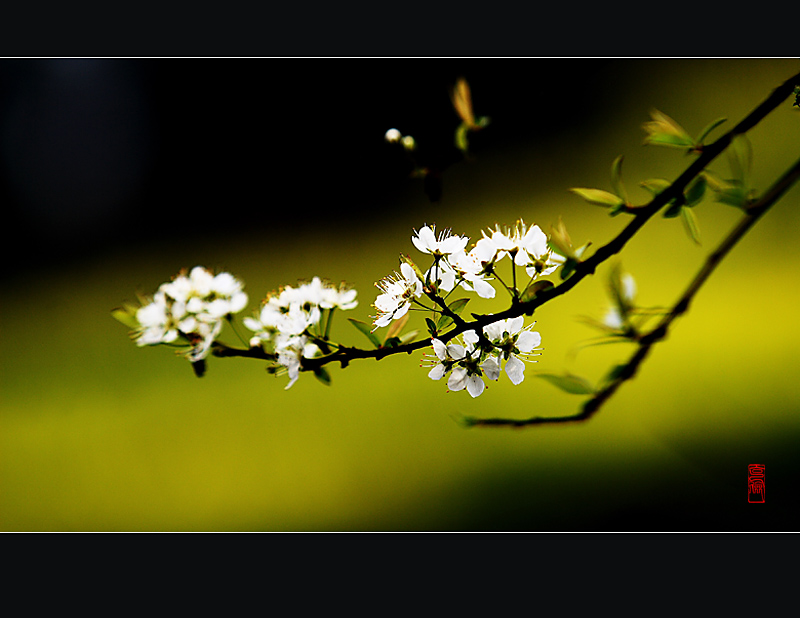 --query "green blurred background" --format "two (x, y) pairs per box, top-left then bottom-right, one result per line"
(2, 58), (799, 531)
